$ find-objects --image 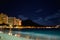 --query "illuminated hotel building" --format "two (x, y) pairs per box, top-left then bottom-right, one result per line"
(0, 13), (22, 28)
(16, 19), (21, 25)
(8, 17), (21, 26)
(13, 17), (17, 25)
(8, 17), (14, 25)
(0, 13), (8, 24)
